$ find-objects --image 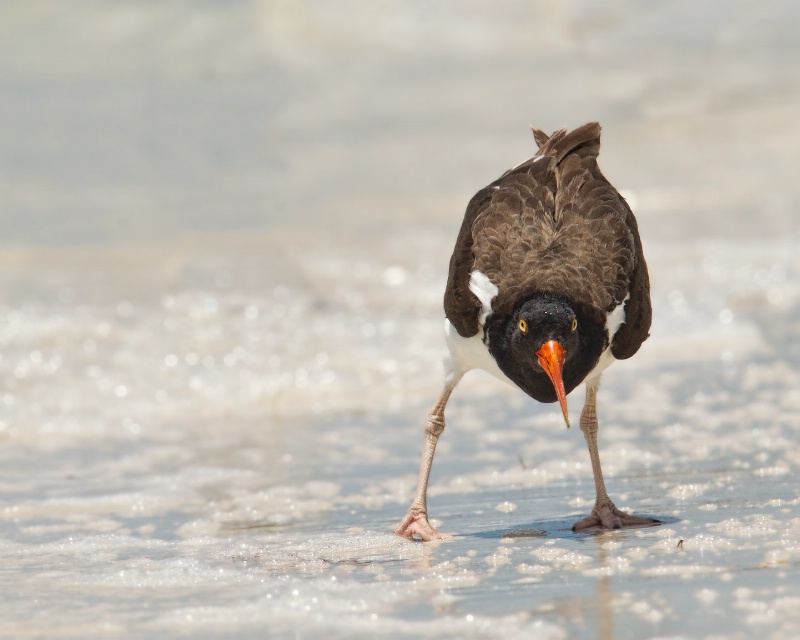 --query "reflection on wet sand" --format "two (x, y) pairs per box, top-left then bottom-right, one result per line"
(1, 1), (800, 637)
